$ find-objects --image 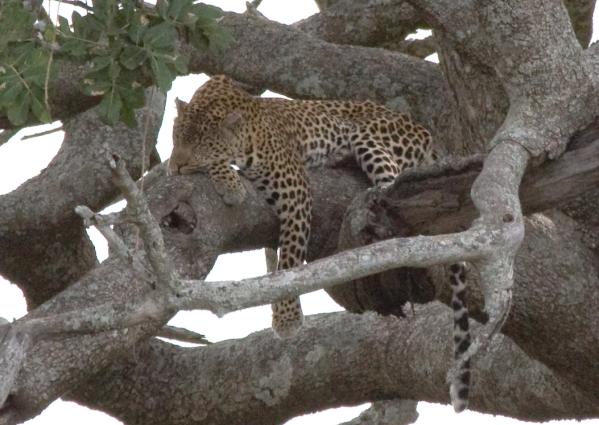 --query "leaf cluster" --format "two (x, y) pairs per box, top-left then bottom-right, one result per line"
(0, 0), (232, 127)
